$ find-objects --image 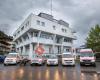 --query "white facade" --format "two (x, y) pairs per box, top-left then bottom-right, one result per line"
(13, 13), (76, 59)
